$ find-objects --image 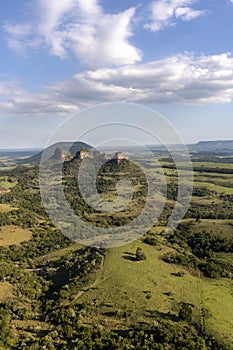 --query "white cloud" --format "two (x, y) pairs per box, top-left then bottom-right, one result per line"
(0, 79), (78, 116)
(3, 22), (42, 54)
(145, 0), (207, 32)
(3, 23), (32, 37)
(1, 53), (233, 115)
(0, 82), (25, 97)
(59, 53), (233, 105)
(175, 7), (205, 21)
(4, 0), (141, 67)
